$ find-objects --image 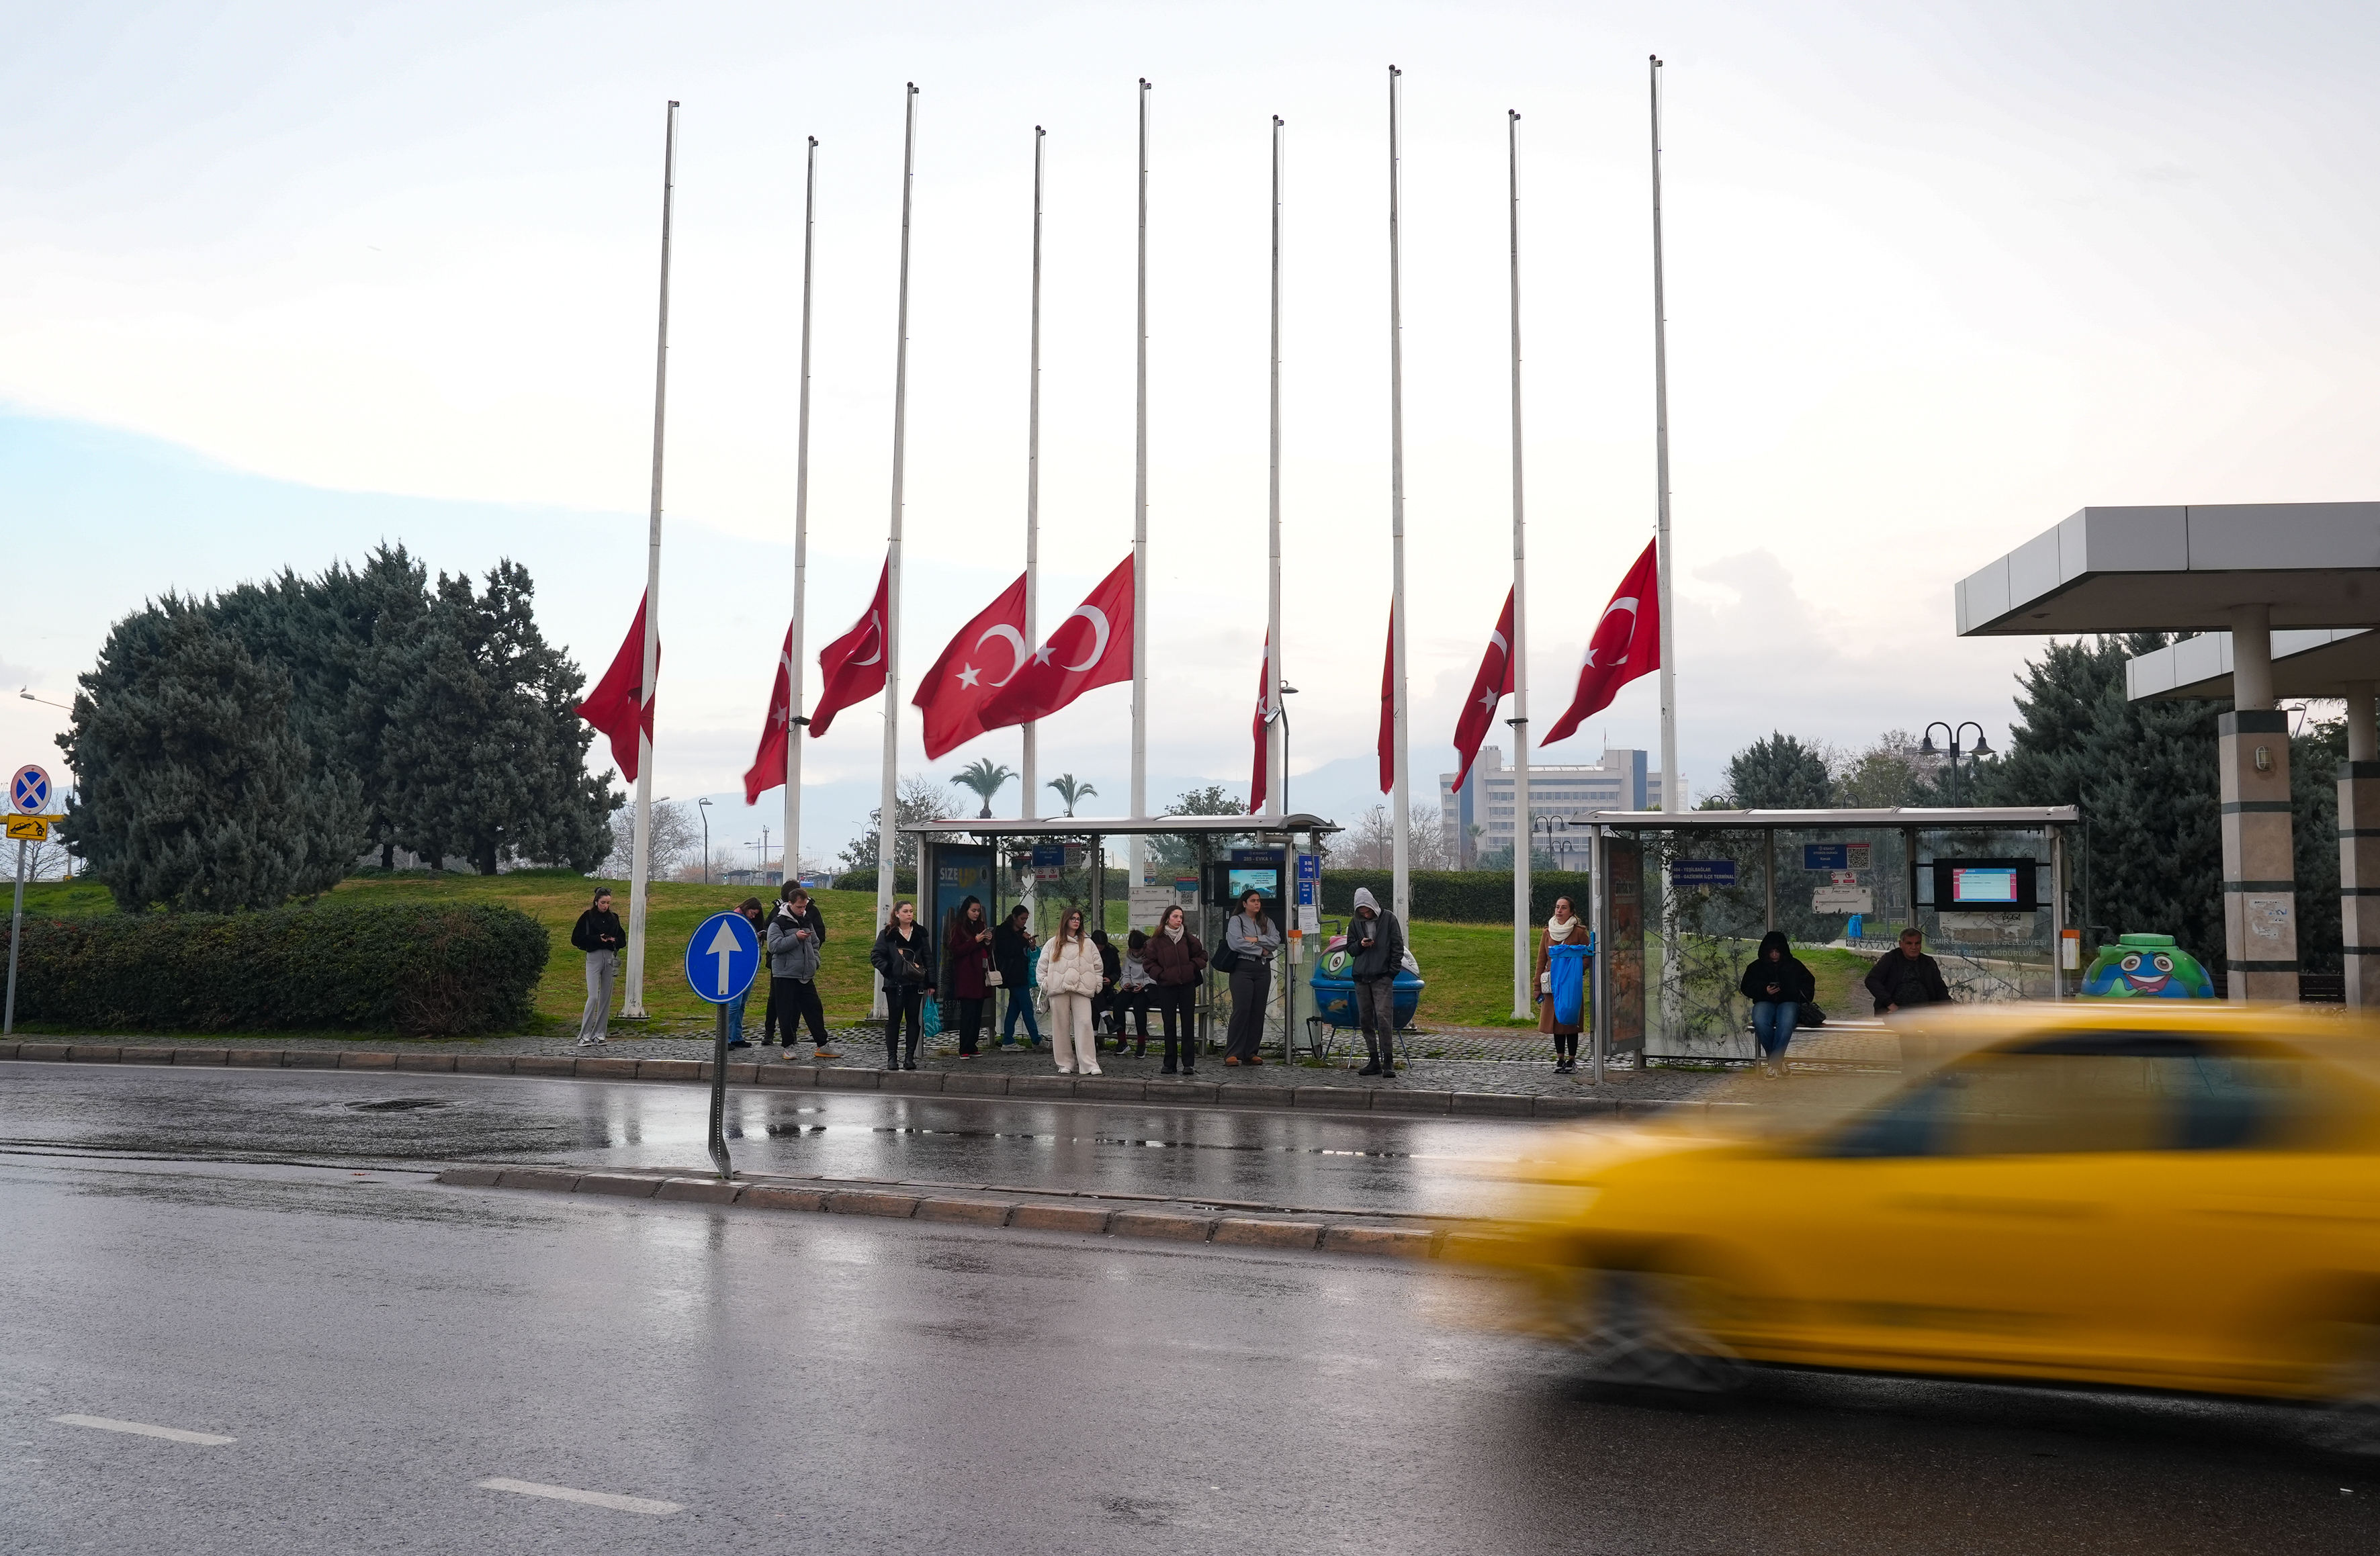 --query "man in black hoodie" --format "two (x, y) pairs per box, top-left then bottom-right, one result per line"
(1738, 929), (1816, 1077)
(1348, 887), (1406, 1078)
